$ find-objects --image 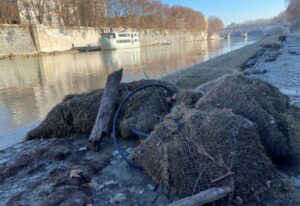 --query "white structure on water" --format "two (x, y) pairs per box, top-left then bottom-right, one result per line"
(100, 32), (140, 50)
